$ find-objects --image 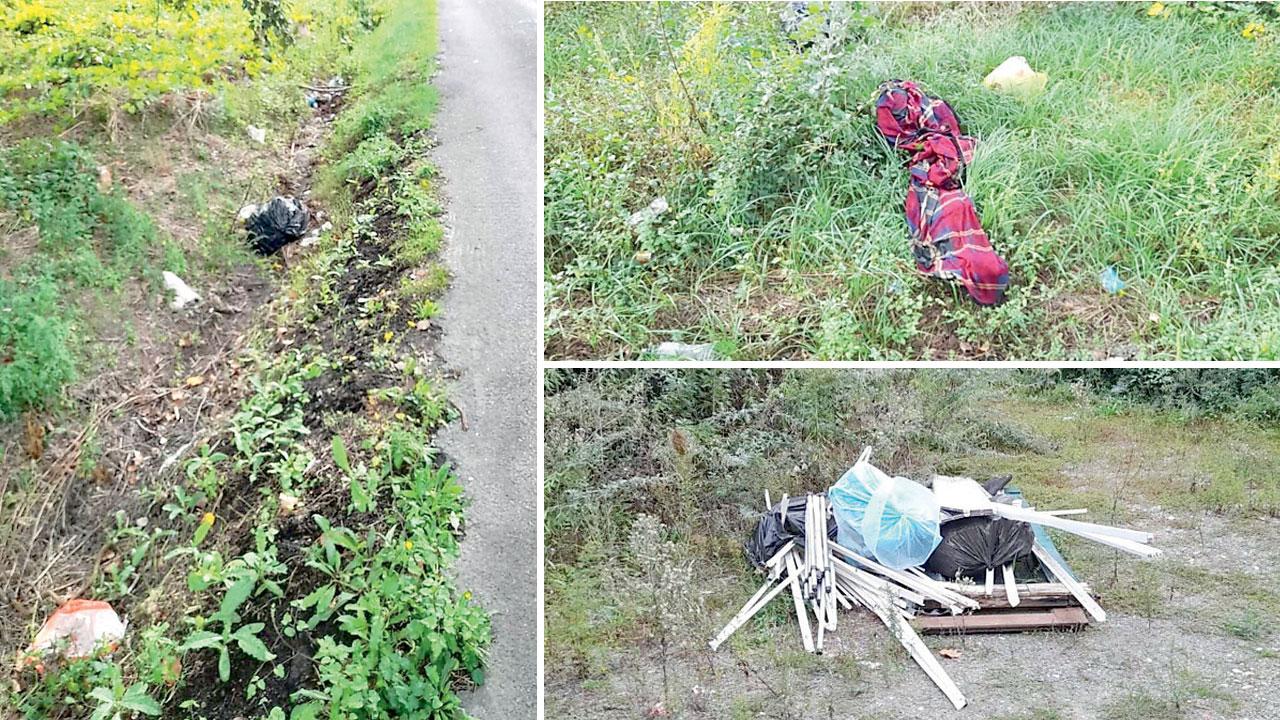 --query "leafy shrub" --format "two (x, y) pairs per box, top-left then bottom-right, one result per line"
(1058, 369), (1280, 421)
(543, 369), (1051, 560)
(0, 1), (261, 121)
(0, 278), (75, 418)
